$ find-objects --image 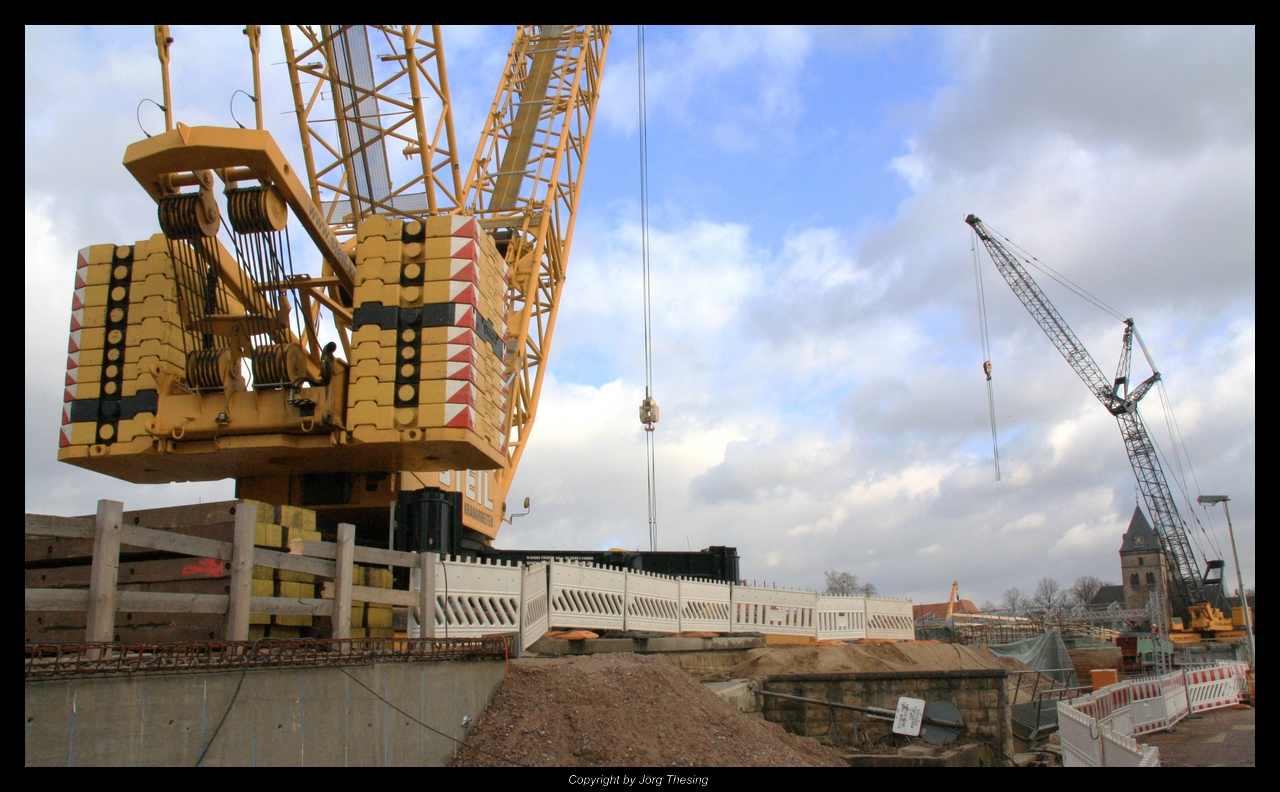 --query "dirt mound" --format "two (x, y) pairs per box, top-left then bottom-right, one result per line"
(699, 642), (1007, 680)
(452, 653), (846, 767)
